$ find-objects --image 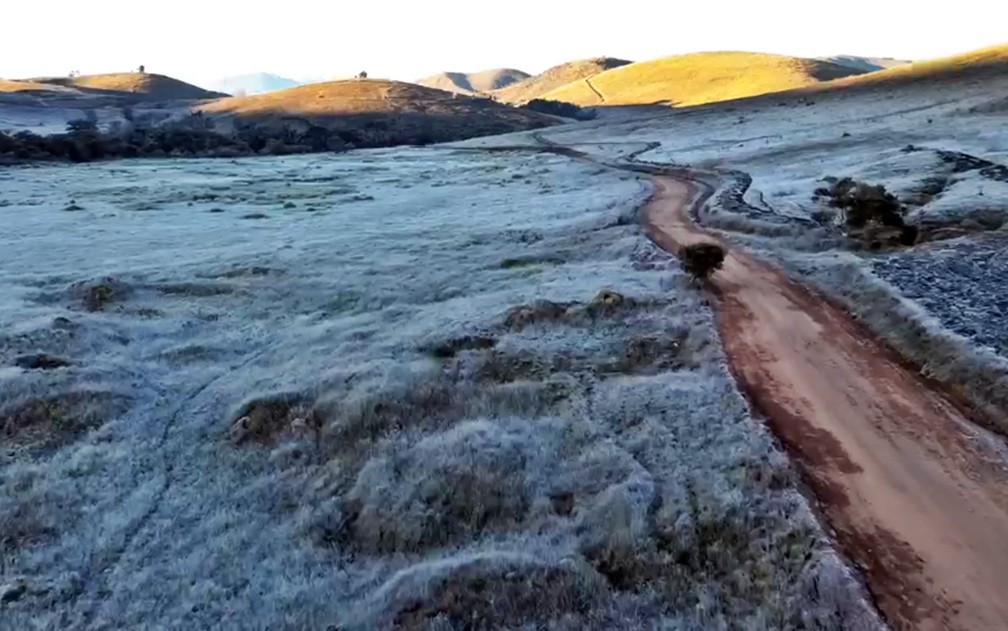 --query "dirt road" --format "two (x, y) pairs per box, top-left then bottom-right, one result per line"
(644, 174), (1008, 631)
